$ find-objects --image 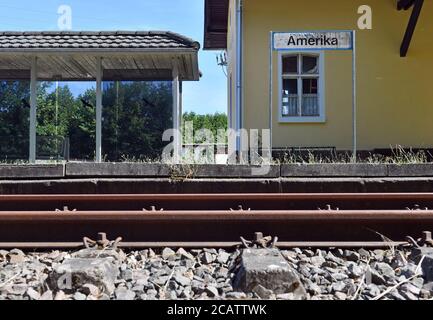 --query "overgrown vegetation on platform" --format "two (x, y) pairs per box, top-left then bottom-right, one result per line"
(278, 146), (432, 164)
